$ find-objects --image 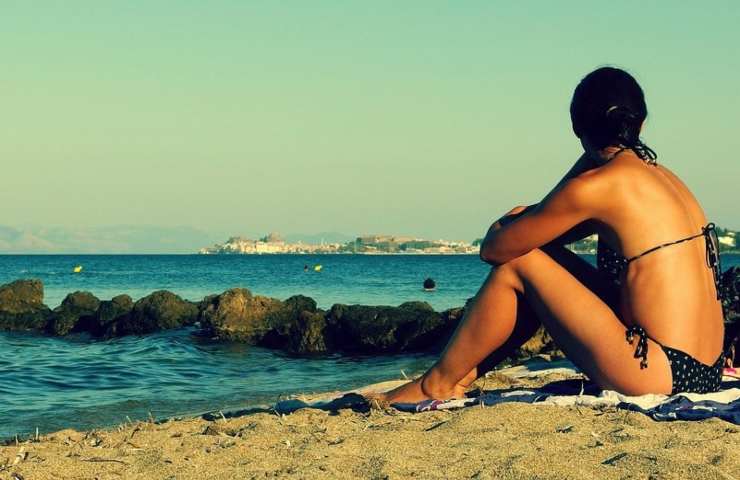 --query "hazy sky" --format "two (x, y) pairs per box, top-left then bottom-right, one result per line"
(2, 1), (738, 244)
